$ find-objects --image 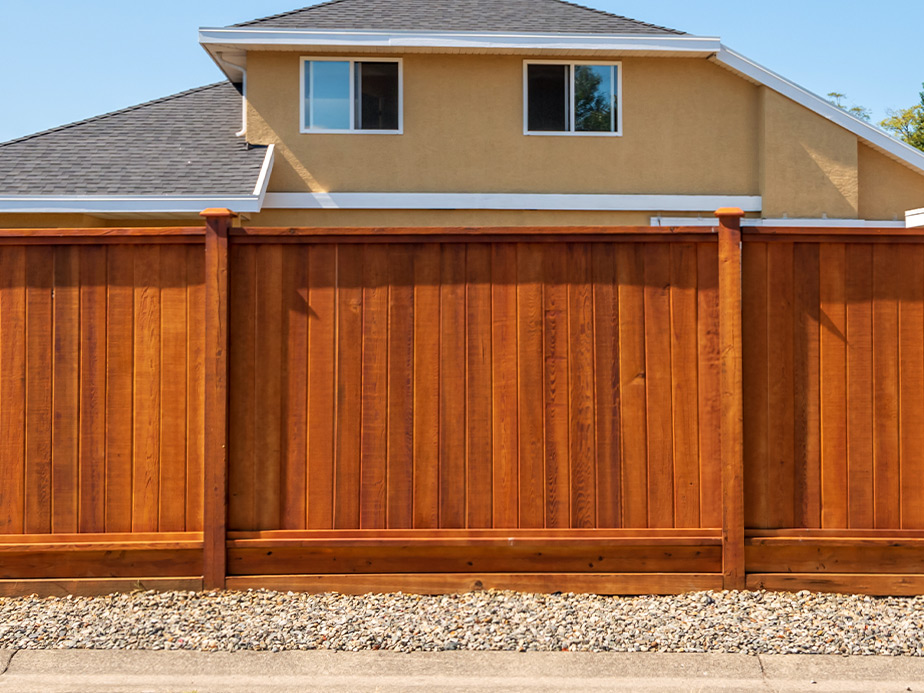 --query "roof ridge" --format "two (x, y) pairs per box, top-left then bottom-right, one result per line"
(547, 0), (684, 35)
(235, 0), (351, 27)
(0, 82), (228, 148)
